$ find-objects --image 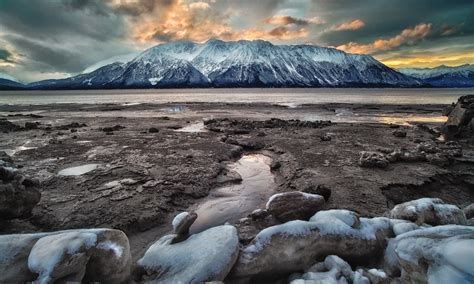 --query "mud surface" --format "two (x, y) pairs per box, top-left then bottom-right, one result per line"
(1, 102), (473, 260)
